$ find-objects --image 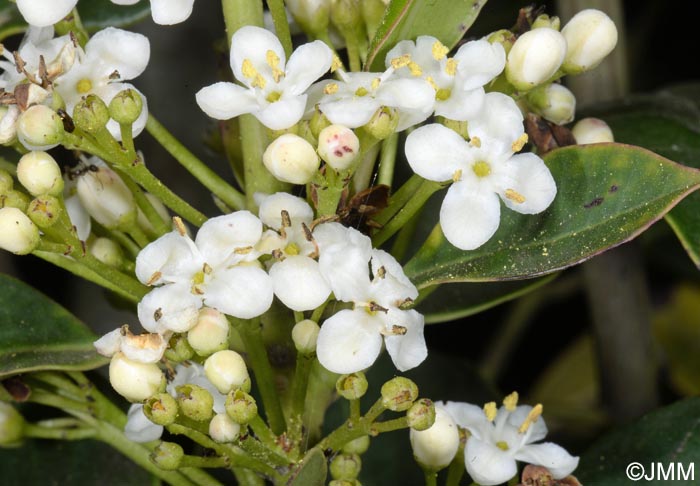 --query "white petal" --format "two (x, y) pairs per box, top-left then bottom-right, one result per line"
(316, 309), (383, 374)
(270, 256), (331, 311)
(383, 309), (427, 371)
(506, 405), (548, 444)
(284, 40), (333, 95)
(121, 332), (168, 363)
(254, 95), (307, 130)
(196, 82), (260, 120)
(434, 87), (485, 121)
(496, 152), (556, 214)
(376, 78), (434, 131)
(369, 249), (418, 304)
(85, 28), (150, 80)
(319, 96), (381, 128)
(317, 226), (372, 302)
(195, 210), (262, 267)
(94, 328), (123, 357)
(16, 0), (77, 27)
(258, 193), (313, 229)
(137, 283), (201, 333)
(135, 231), (202, 285)
(454, 40), (506, 90)
(230, 26), (285, 84)
(440, 182), (501, 250)
(469, 92), (524, 144)
(64, 194), (91, 240)
(205, 266), (273, 319)
(464, 437), (519, 486)
(405, 124), (471, 182)
(515, 443), (579, 479)
(124, 404), (163, 443)
(441, 402), (492, 441)
(150, 0), (195, 25)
